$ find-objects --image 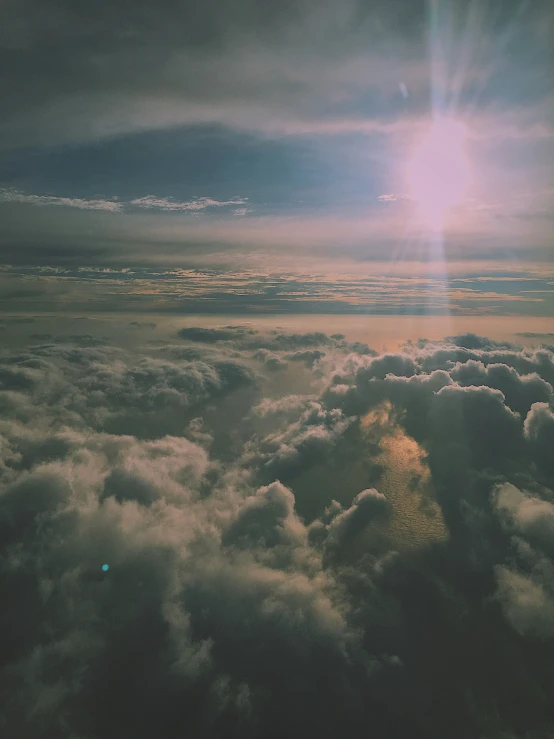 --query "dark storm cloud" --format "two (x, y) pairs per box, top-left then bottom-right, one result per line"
(0, 0), (427, 149)
(1, 0), (551, 150)
(2, 327), (554, 738)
